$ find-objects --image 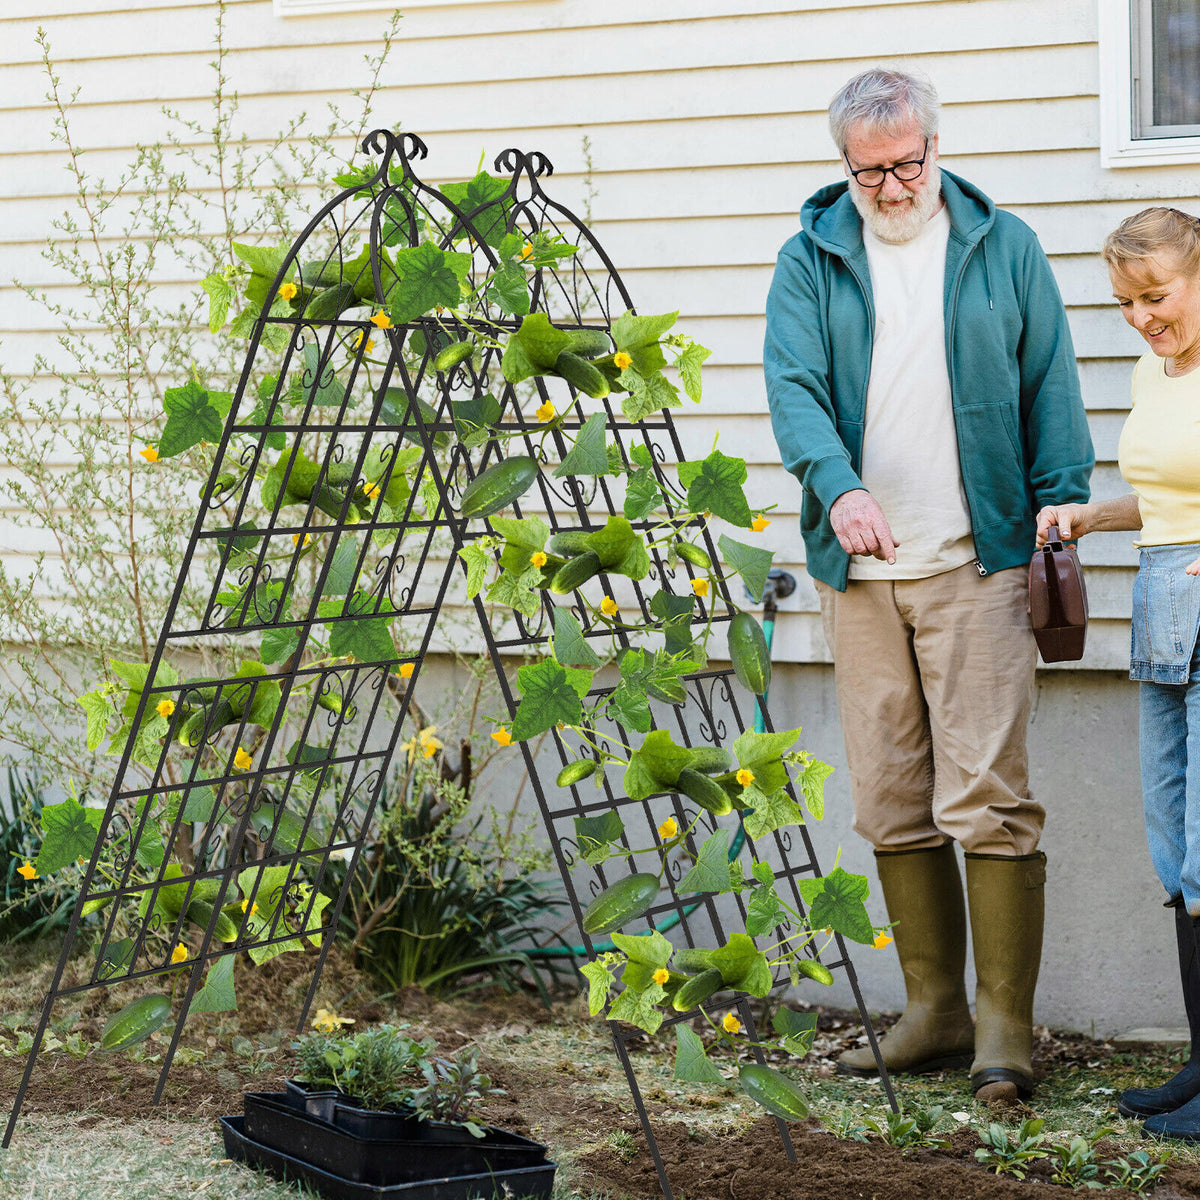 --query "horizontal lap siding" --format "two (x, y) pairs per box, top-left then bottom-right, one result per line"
(0, 0), (1190, 667)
